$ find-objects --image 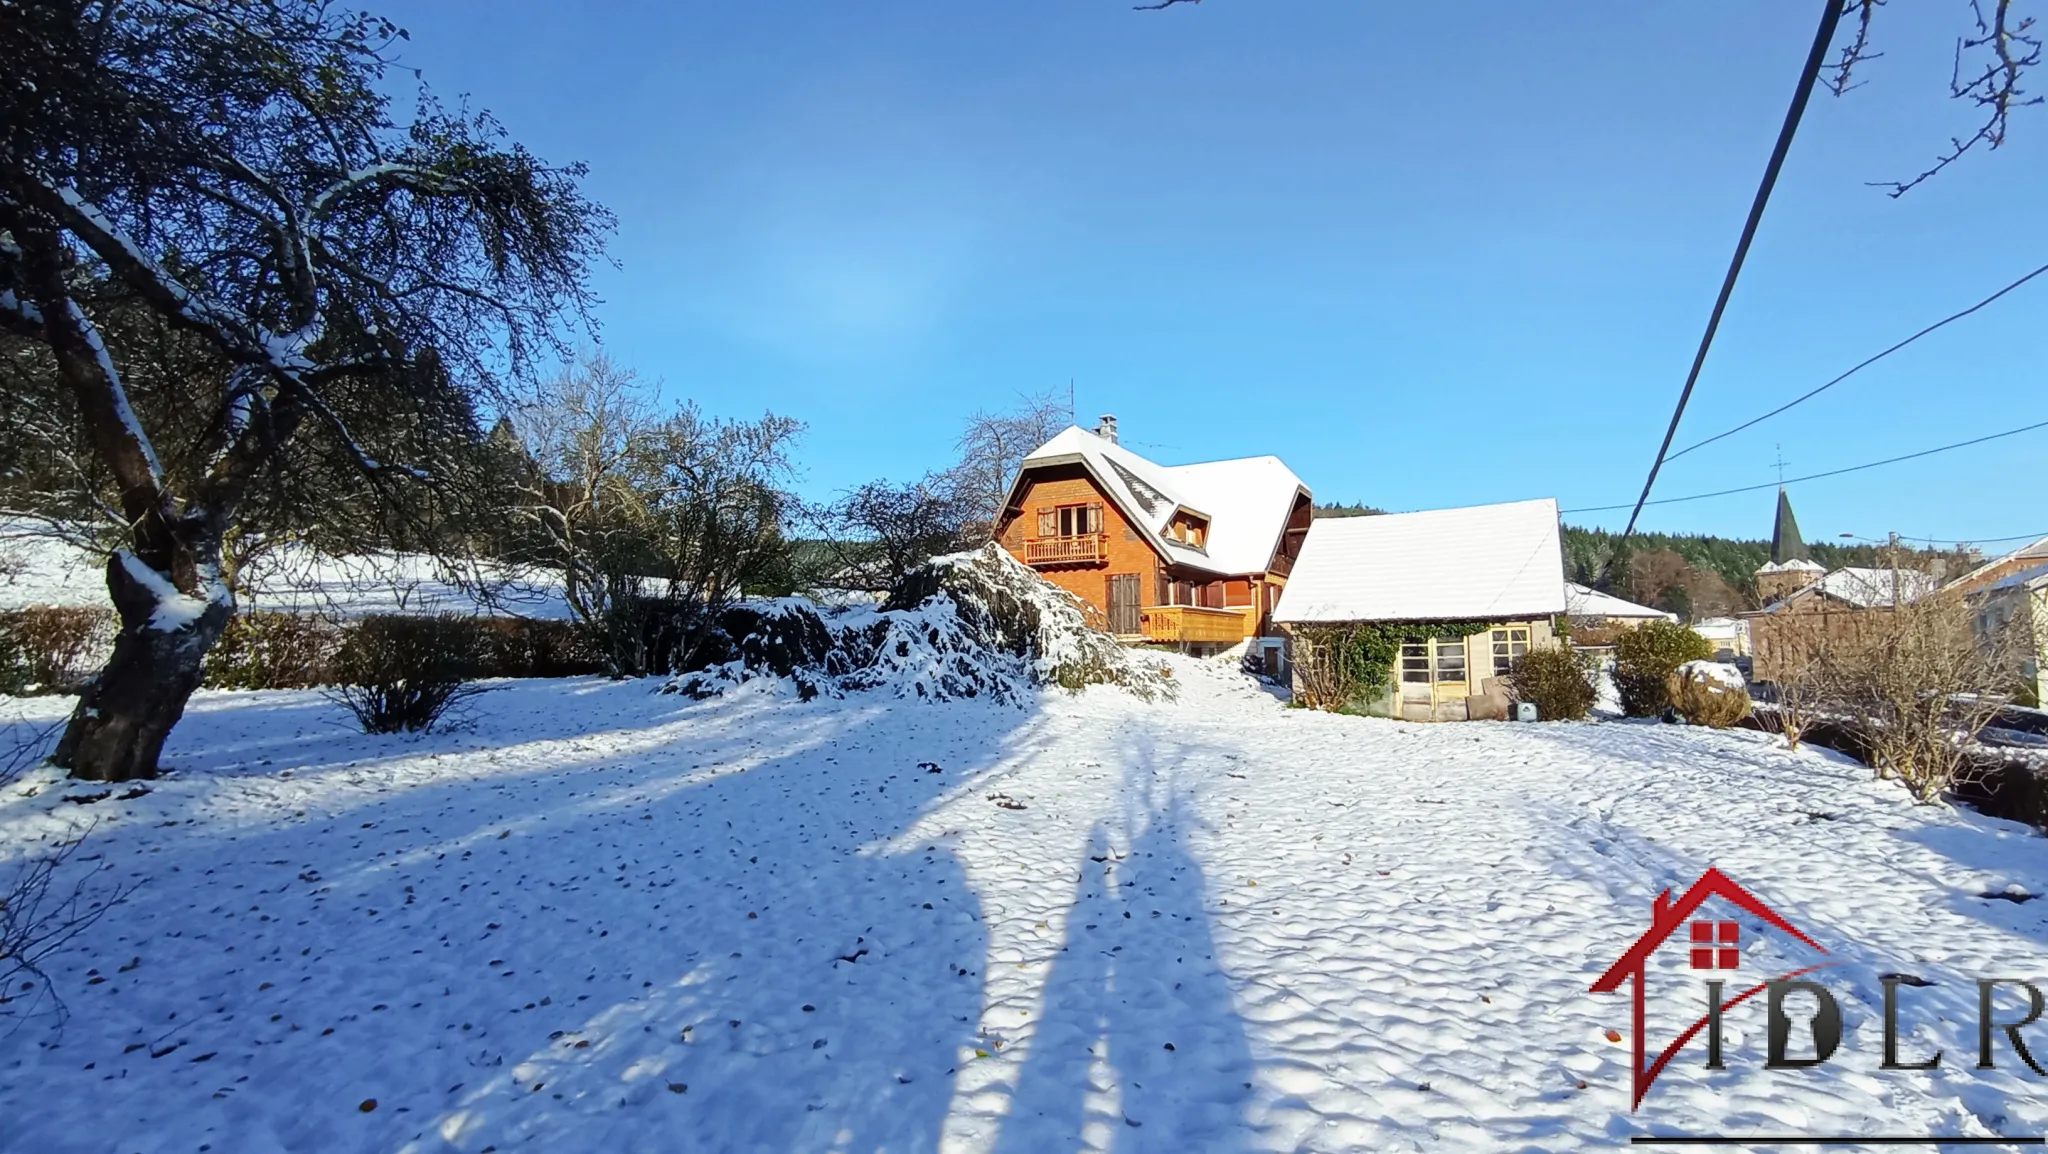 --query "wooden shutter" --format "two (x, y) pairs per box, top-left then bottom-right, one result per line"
(1088, 502), (1103, 534)
(1037, 508), (1056, 537)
